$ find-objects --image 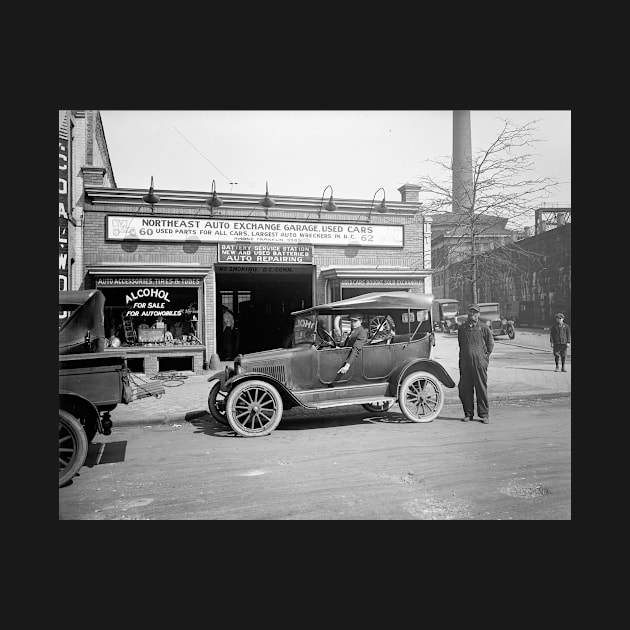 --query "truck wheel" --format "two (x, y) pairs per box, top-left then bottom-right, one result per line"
(62, 398), (97, 443)
(507, 325), (516, 340)
(362, 401), (395, 413)
(207, 380), (228, 426)
(225, 379), (283, 437)
(82, 418), (98, 443)
(398, 371), (444, 423)
(59, 409), (88, 487)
